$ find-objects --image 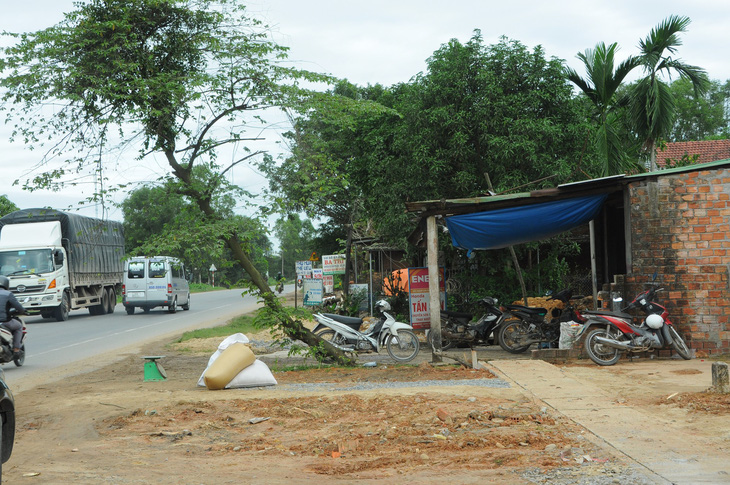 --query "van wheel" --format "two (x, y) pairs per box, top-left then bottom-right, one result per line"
(168, 298), (177, 314)
(182, 294), (190, 311)
(126, 306), (135, 315)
